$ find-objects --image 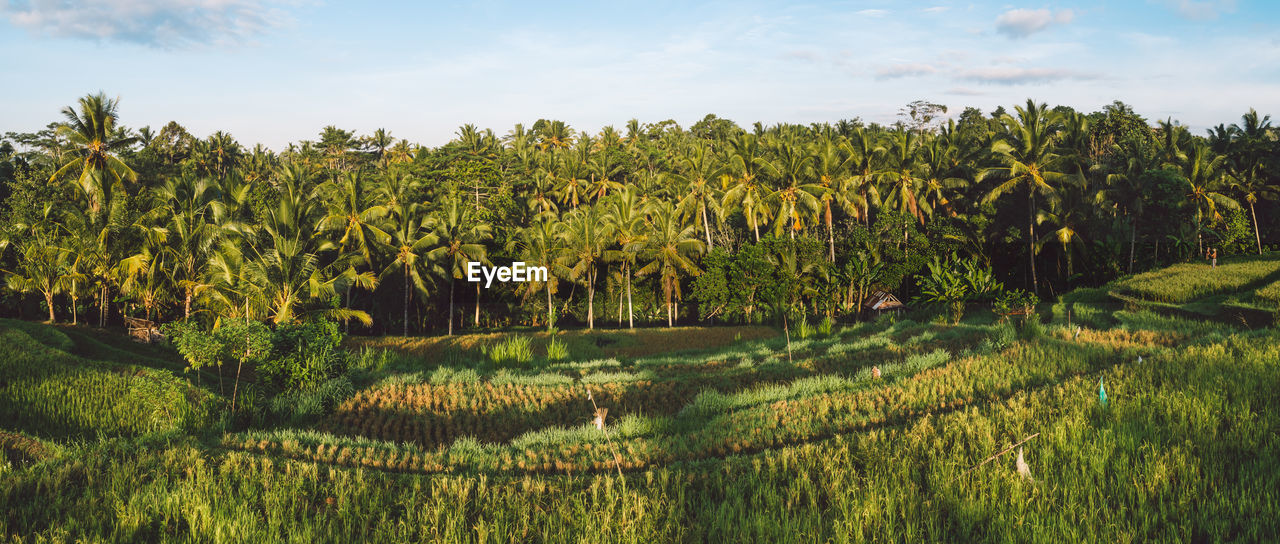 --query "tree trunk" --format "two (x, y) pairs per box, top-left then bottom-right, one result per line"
(626, 266), (634, 329)
(1195, 207), (1203, 258)
(826, 201), (835, 262)
(184, 287), (193, 322)
(474, 283), (481, 328)
(751, 206), (760, 242)
(448, 275), (455, 335)
(231, 358), (245, 412)
(1028, 189), (1039, 295)
(587, 268), (595, 330)
(1128, 214), (1137, 274)
(44, 291), (55, 323)
(1250, 201), (1263, 255)
(546, 280), (554, 331)
(701, 202), (713, 251)
(403, 263), (410, 336)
